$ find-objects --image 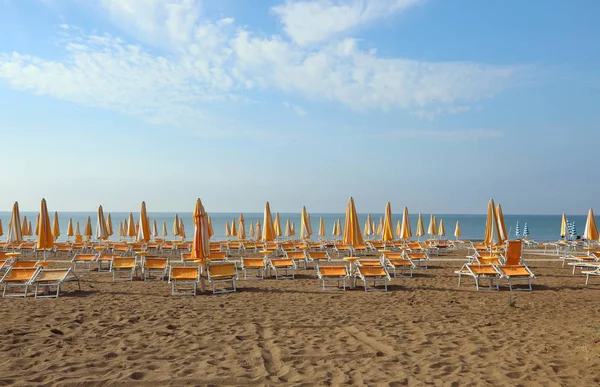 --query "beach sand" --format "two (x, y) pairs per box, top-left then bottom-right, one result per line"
(0, 247), (599, 386)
